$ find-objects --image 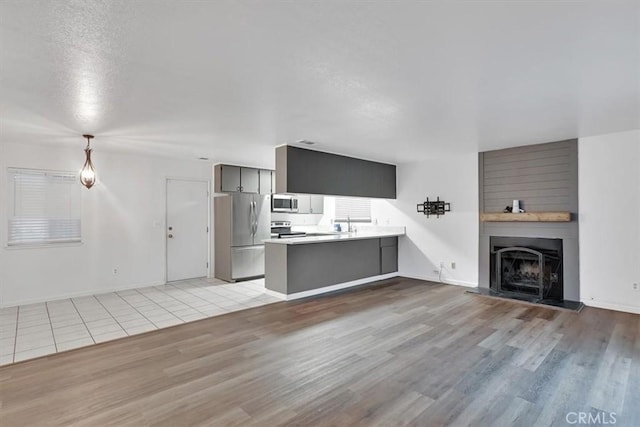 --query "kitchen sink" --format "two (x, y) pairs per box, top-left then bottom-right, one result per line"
(304, 231), (350, 236)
